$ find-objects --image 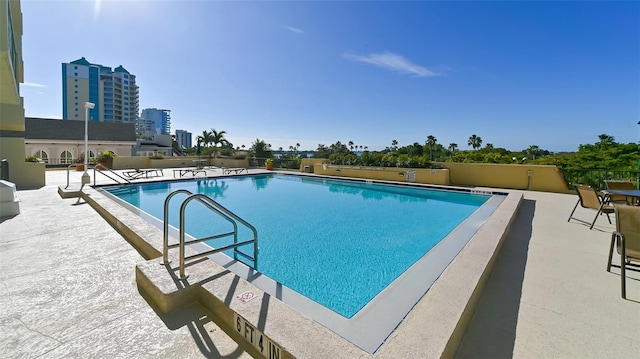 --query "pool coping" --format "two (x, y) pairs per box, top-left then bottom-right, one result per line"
(100, 174), (506, 353)
(63, 172), (523, 358)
